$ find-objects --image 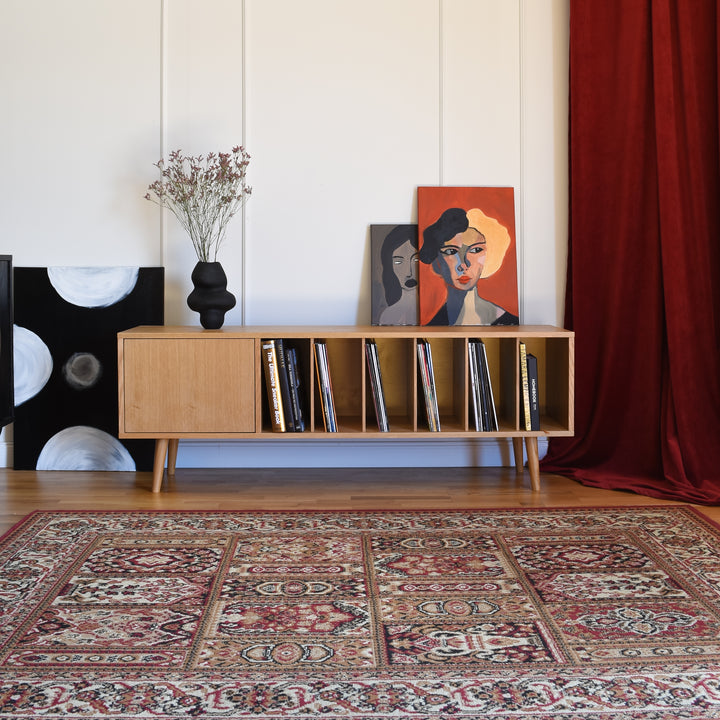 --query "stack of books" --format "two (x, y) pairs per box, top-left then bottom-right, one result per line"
(261, 339), (306, 432)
